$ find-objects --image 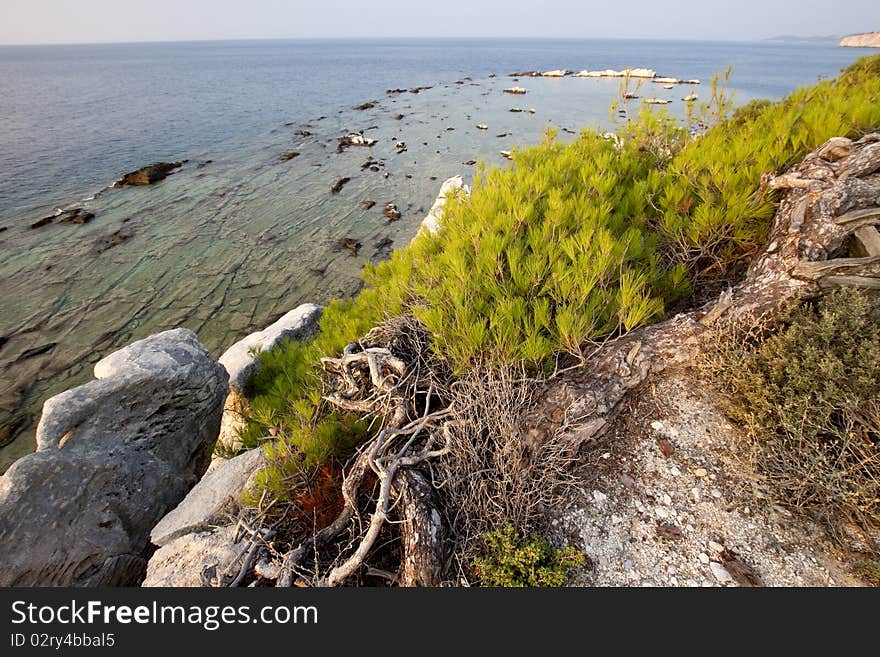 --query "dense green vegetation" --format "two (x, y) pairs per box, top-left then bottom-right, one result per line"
(707, 288), (880, 539)
(240, 56), (880, 537)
